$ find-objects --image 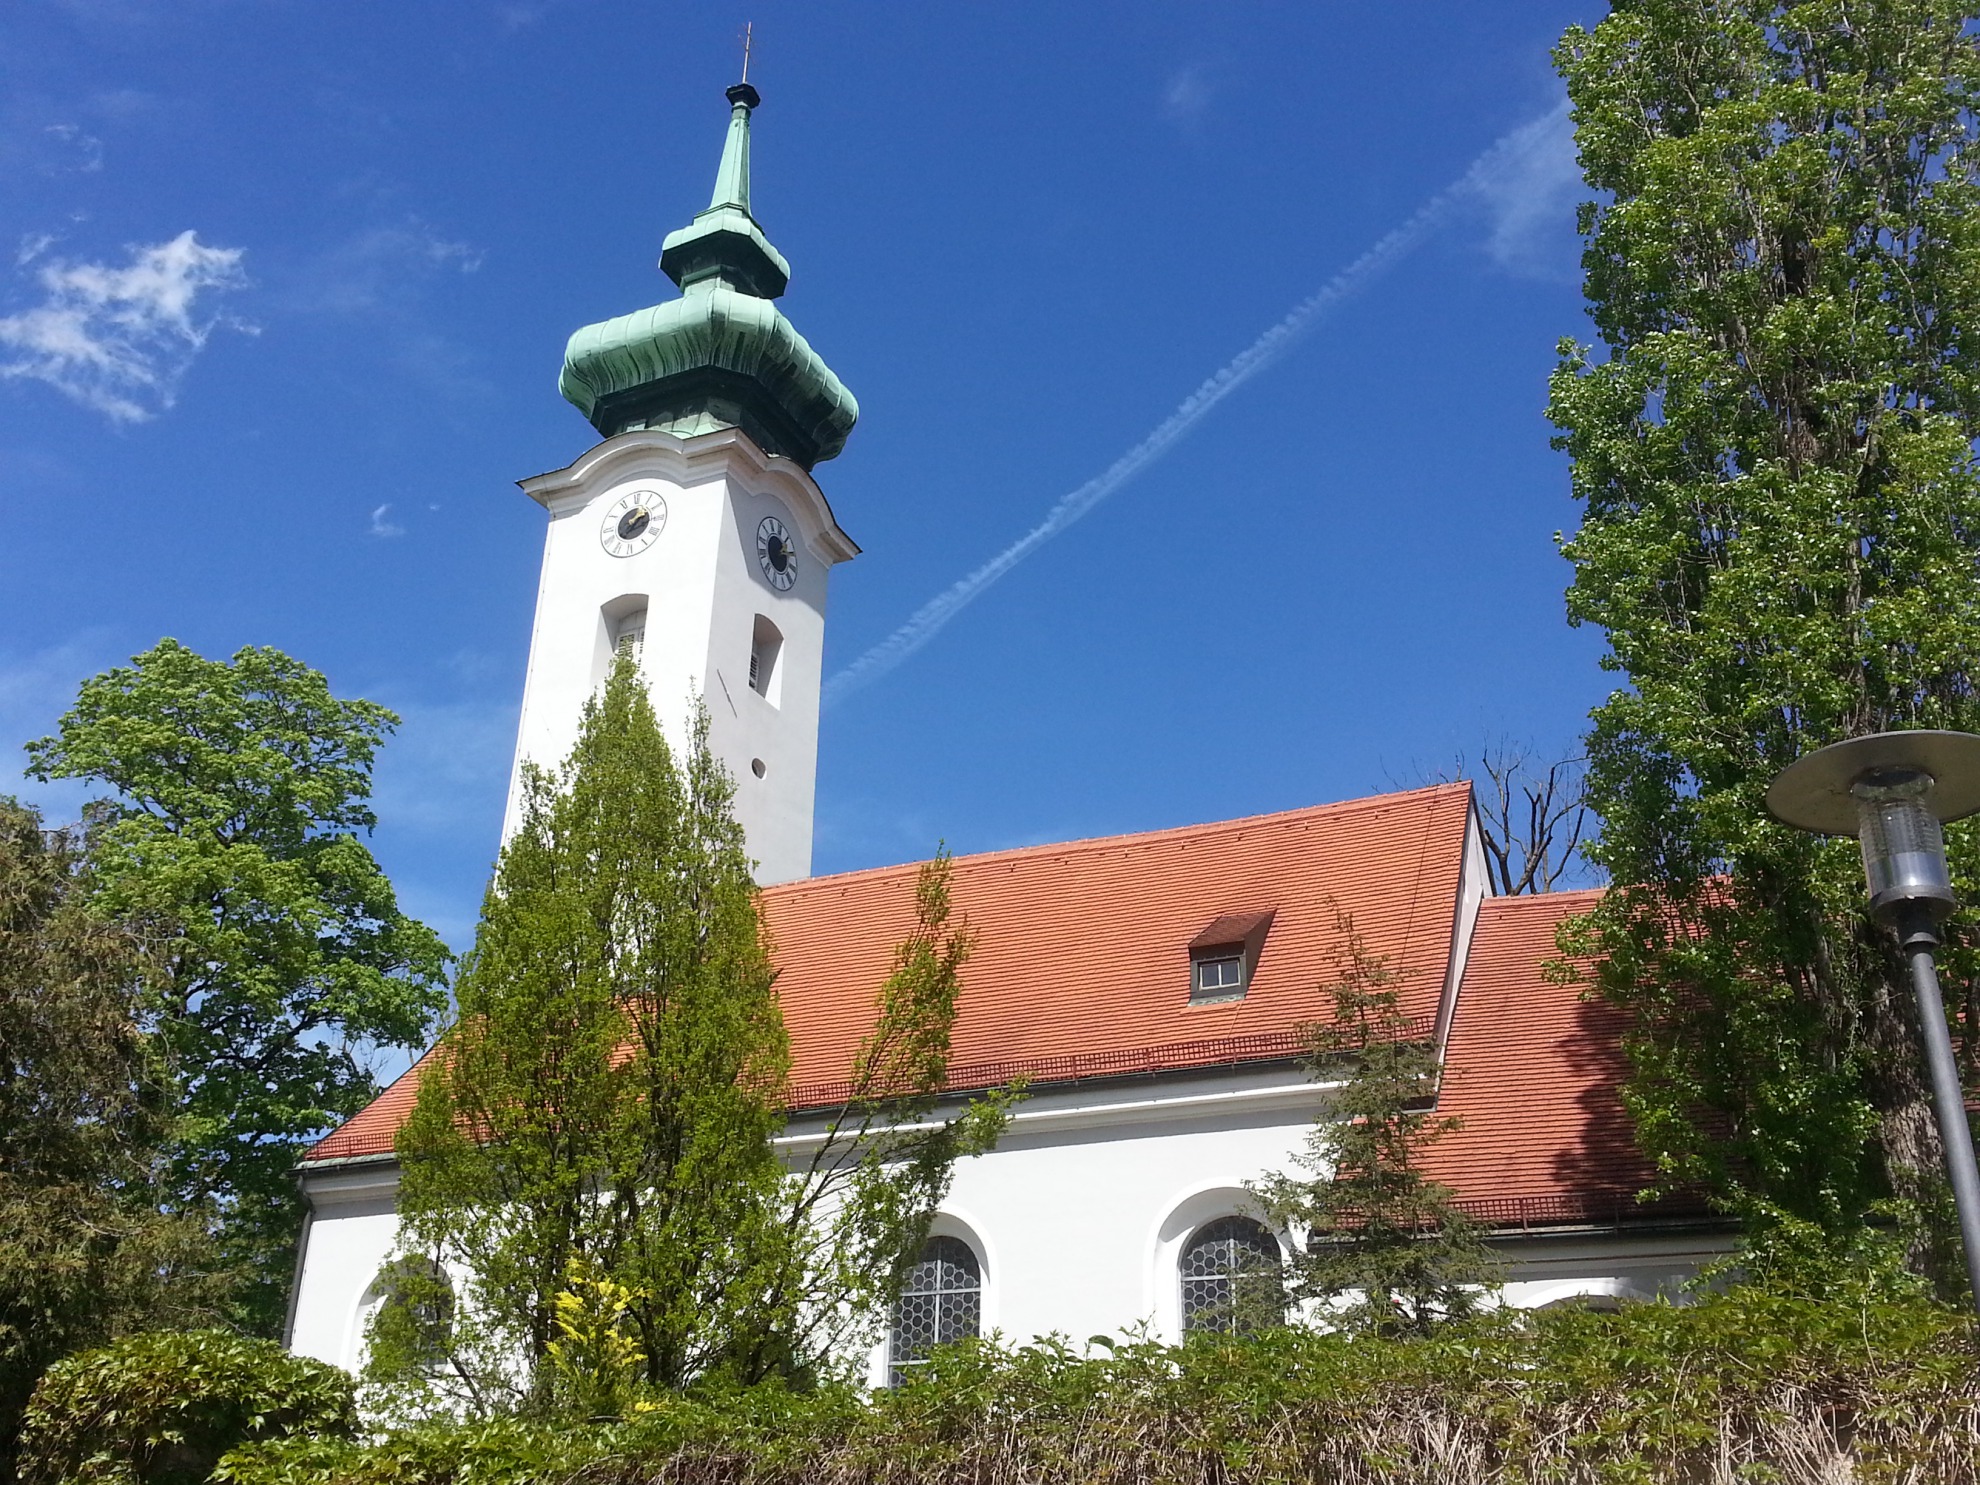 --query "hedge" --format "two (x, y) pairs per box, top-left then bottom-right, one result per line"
(211, 1285), (1980, 1485)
